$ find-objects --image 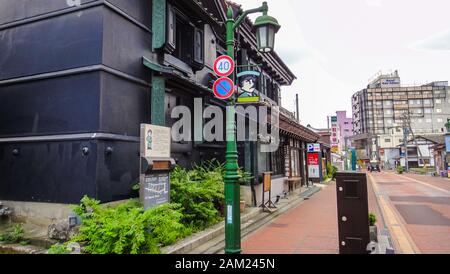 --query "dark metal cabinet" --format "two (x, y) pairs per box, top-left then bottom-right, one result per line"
(336, 172), (371, 254)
